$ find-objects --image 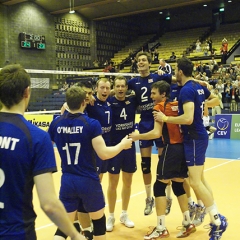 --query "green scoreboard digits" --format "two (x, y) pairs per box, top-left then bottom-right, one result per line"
(19, 33), (46, 50)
